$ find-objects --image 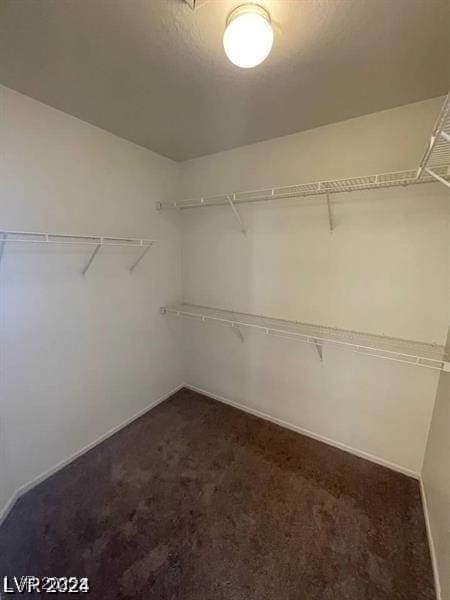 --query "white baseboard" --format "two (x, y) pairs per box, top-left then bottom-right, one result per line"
(419, 476), (442, 600)
(0, 383), (184, 527)
(2, 381), (437, 594)
(0, 490), (20, 529)
(184, 383), (420, 480)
